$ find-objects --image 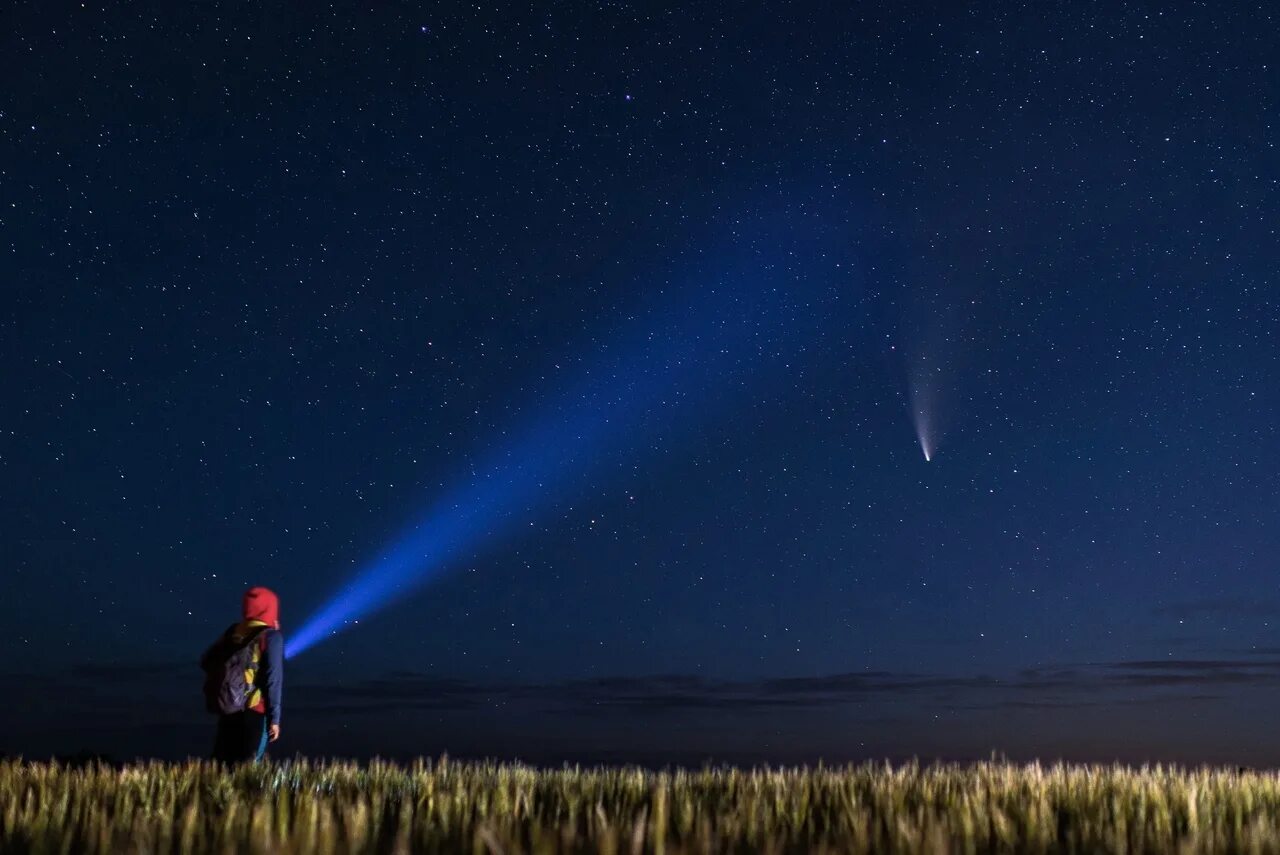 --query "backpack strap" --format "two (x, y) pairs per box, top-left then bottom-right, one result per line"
(219, 624), (269, 662)
(243, 625), (269, 652)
